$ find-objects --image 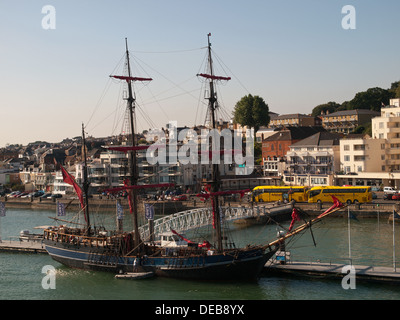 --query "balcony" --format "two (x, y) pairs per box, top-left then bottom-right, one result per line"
(386, 148), (400, 155)
(387, 138), (400, 144)
(386, 159), (400, 166)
